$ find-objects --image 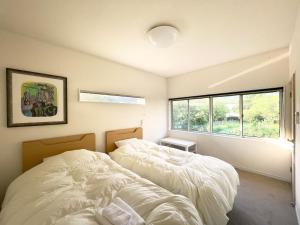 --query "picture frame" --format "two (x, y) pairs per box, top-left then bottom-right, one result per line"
(6, 68), (68, 127)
